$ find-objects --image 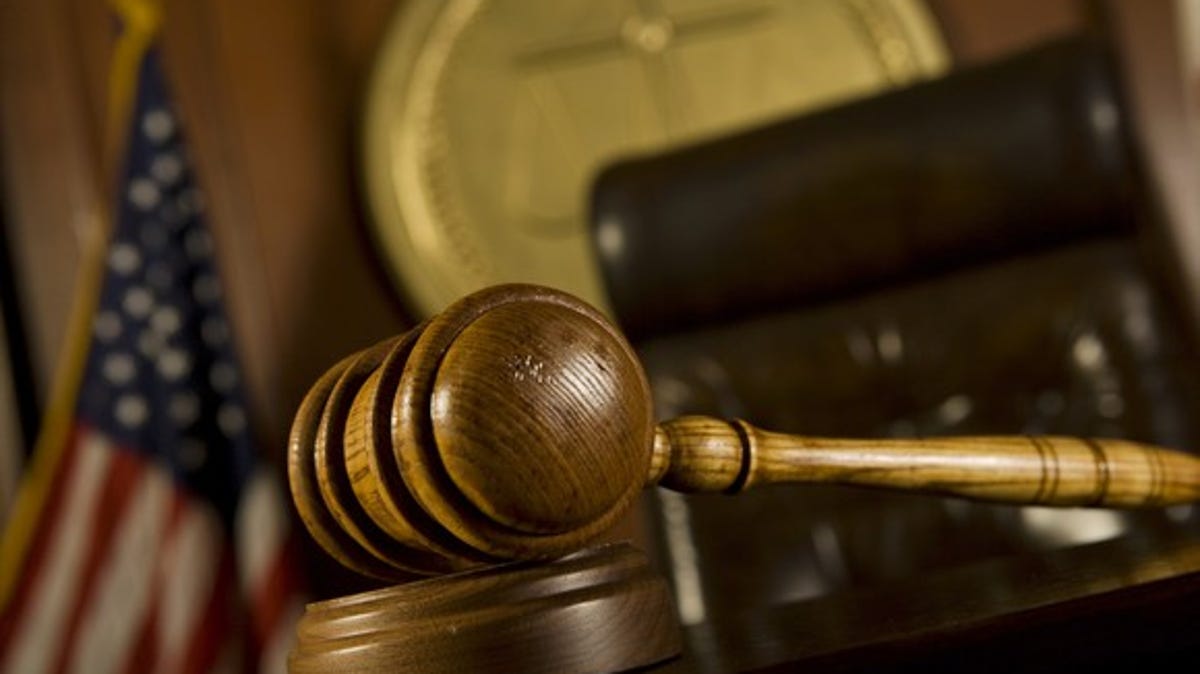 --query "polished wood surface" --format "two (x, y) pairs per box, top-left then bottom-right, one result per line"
(289, 543), (680, 674)
(290, 284), (652, 577)
(288, 340), (413, 582)
(290, 283), (1200, 577)
(676, 529), (1200, 672)
(652, 418), (1200, 506)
